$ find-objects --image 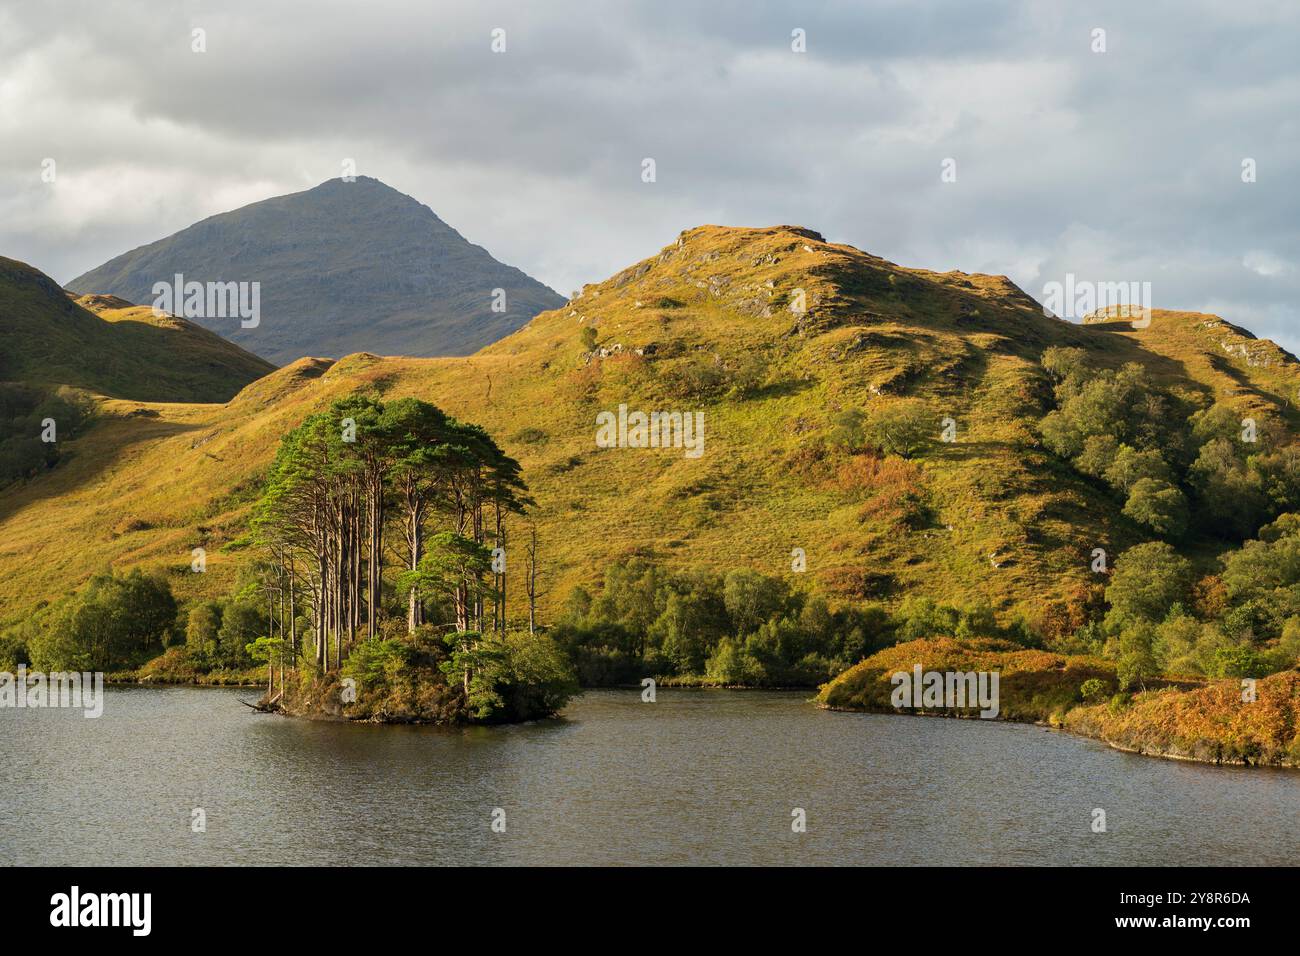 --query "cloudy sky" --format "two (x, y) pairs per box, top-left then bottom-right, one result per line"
(2, 0), (1298, 347)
